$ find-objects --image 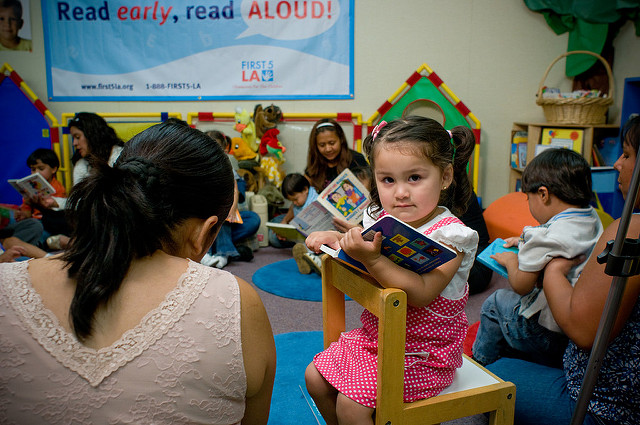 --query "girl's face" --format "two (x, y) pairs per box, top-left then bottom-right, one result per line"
(30, 159), (57, 183)
(71, 127), (89, 157)
(374, 145), (452, 228)
(316, 131), (341, 164)
(614, 140), (637, 200)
